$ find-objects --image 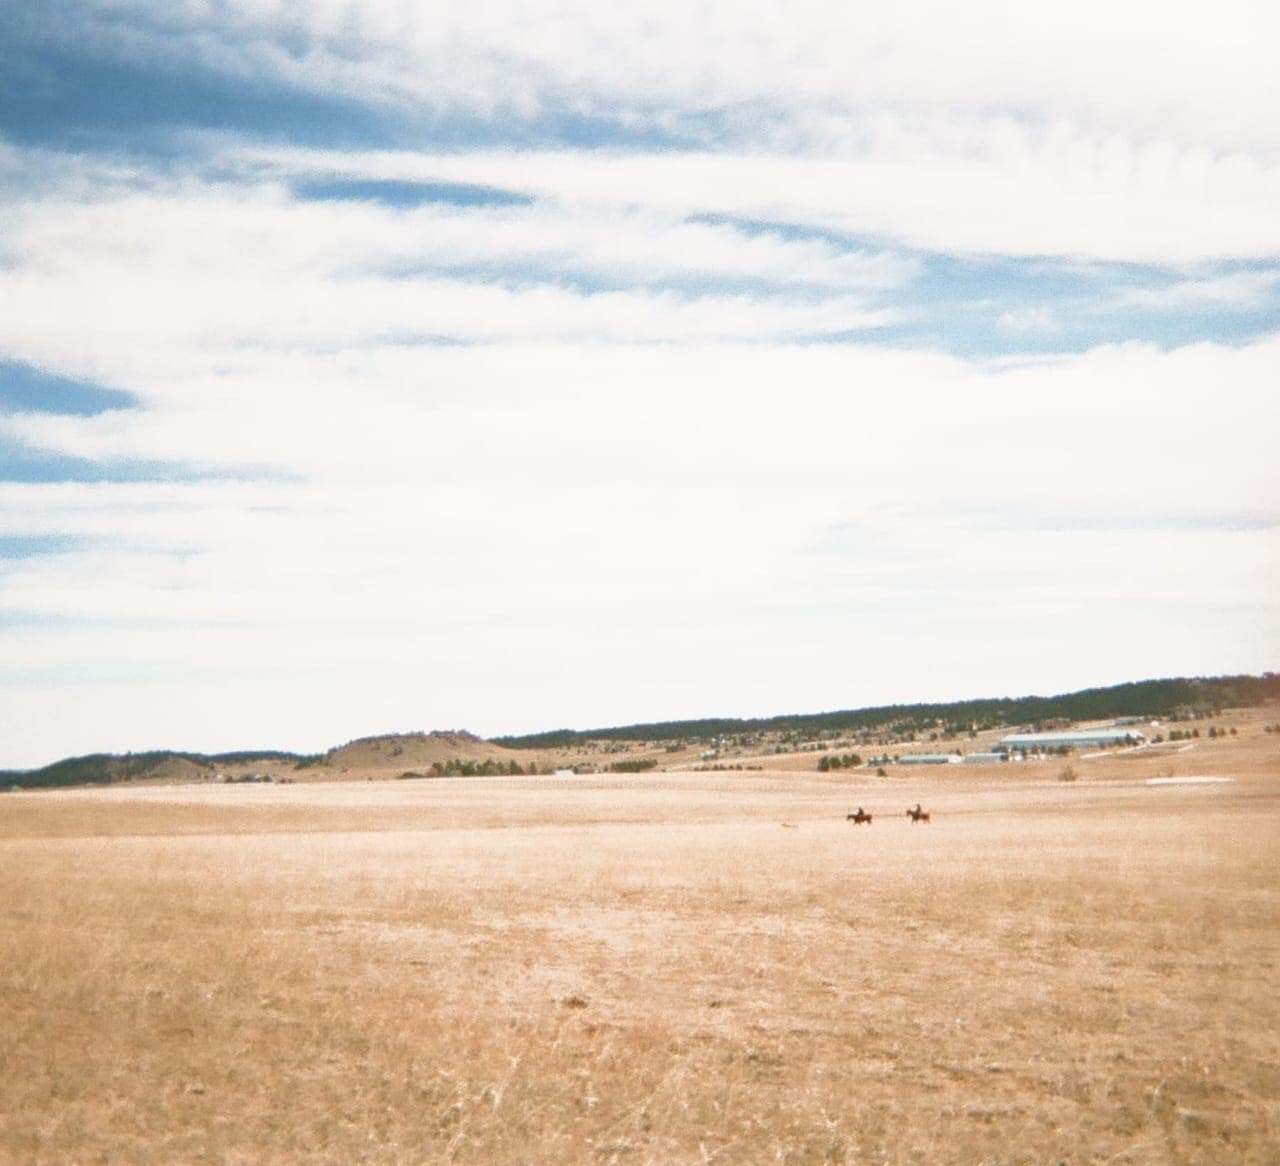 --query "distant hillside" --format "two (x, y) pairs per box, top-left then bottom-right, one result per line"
(494, 674), (1280, 748)
(321, 731), (527, 772)
(6, 672), (1276, 789)
(0, 750), (312, 791)
(0, 733), (537, 791)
